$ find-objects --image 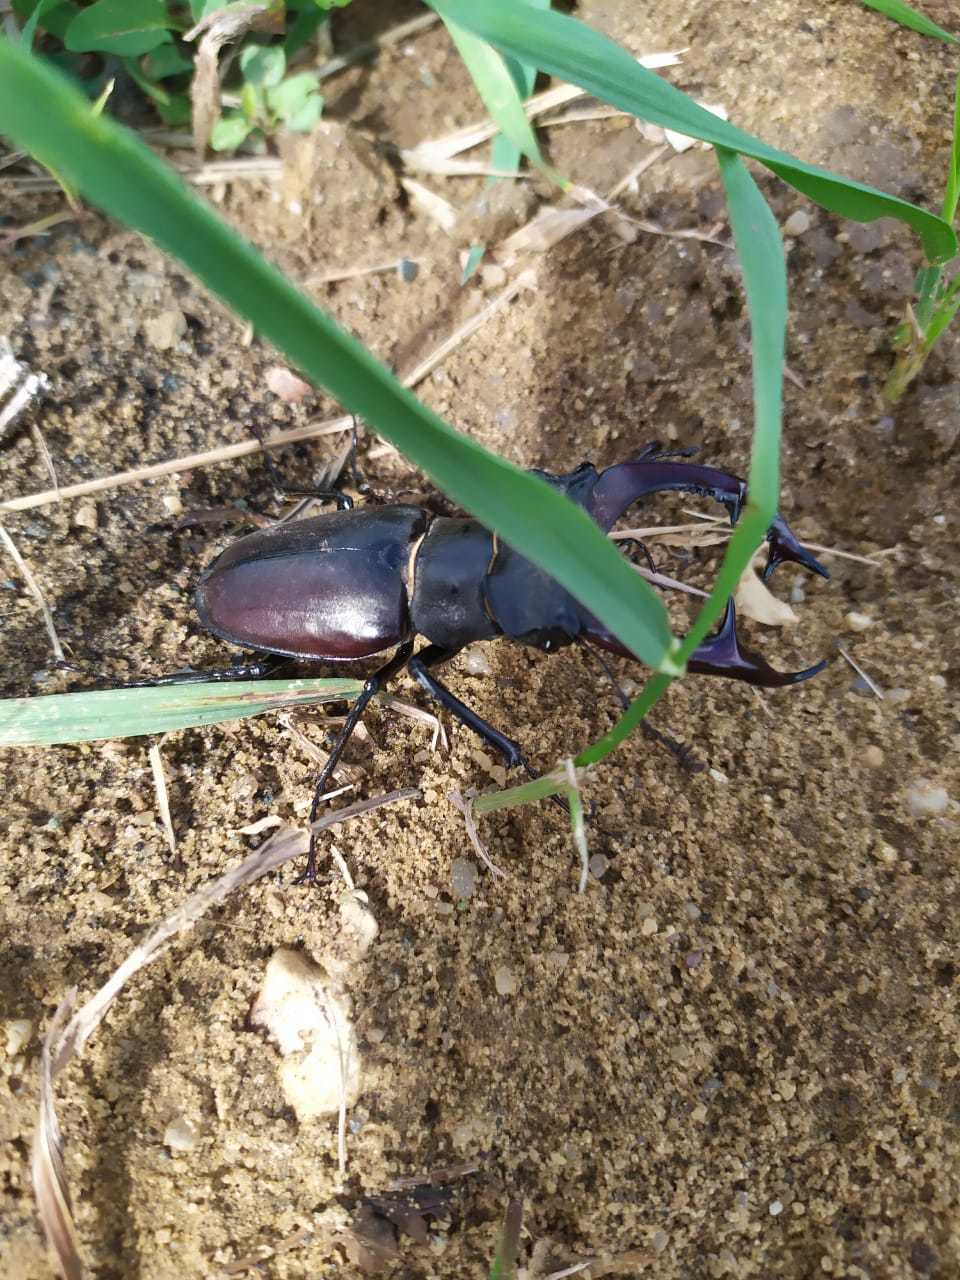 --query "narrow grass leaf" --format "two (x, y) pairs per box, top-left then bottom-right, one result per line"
(860, 0), (958, 44)
(489, 1200), (523, 1280)
(943, 72), (960, 223)
(441, 19), (558, 184)
(0, 40), (672, 669)
(426, 0), (956, 263)
(0, 679), (364, 745)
